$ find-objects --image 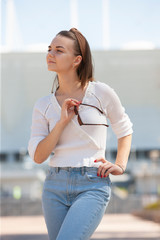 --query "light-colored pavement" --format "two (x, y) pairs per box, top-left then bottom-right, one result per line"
(1, 214), (160, 240)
